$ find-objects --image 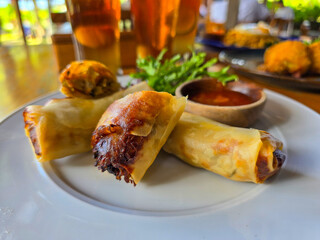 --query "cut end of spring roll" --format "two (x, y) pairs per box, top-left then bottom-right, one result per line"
(163, 112), (286, 184)
(91, 91), (186, 185)
(23, 106), (42, 159)
(255, 131), (286, 183)
(59, 60), (120, 99)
